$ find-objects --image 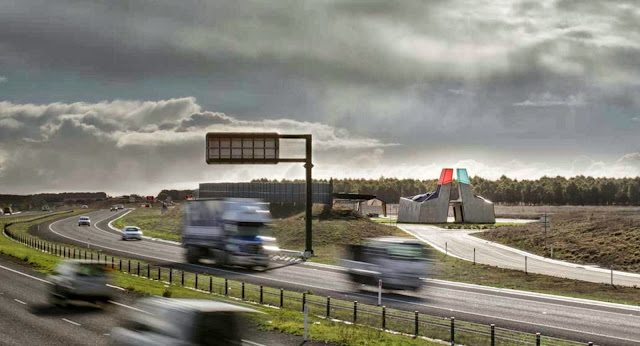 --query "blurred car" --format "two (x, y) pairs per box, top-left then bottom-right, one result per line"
(117, 204), (124, 210)
(78, 216), (91, 226)
(82, 205), (89, 209)
(111, 298), (257, 346)
(48, 260), (113, 306)
(122, 226), (143, 241)
(110, 205), (118, 211)
(42, 206), (50, 212)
